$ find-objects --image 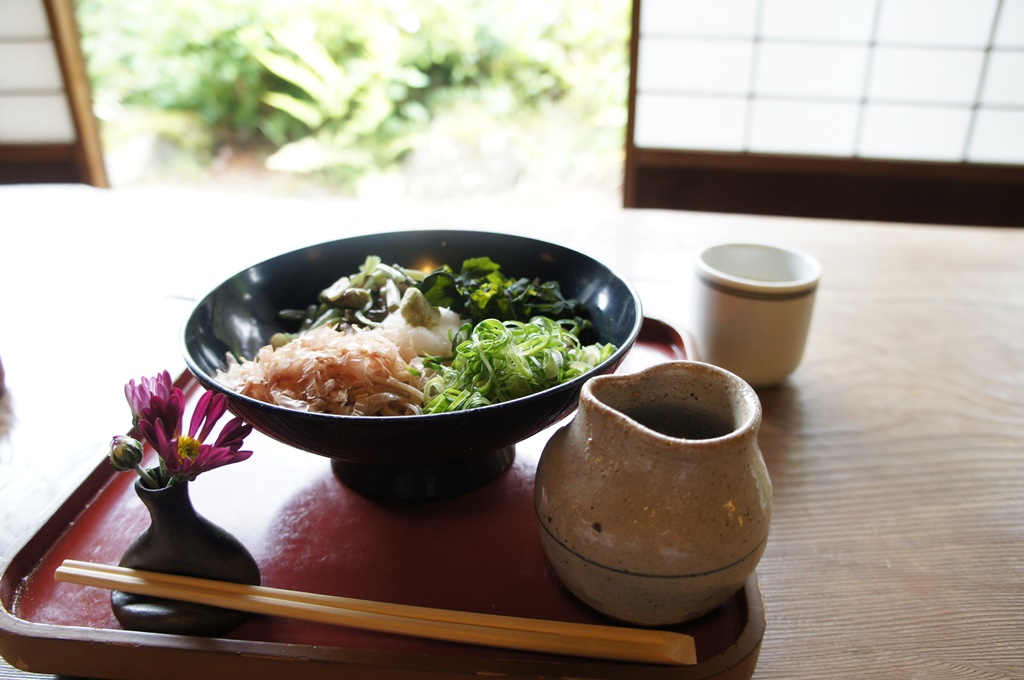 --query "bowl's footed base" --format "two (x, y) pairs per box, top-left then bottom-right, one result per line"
(330, 446), (516, 501)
